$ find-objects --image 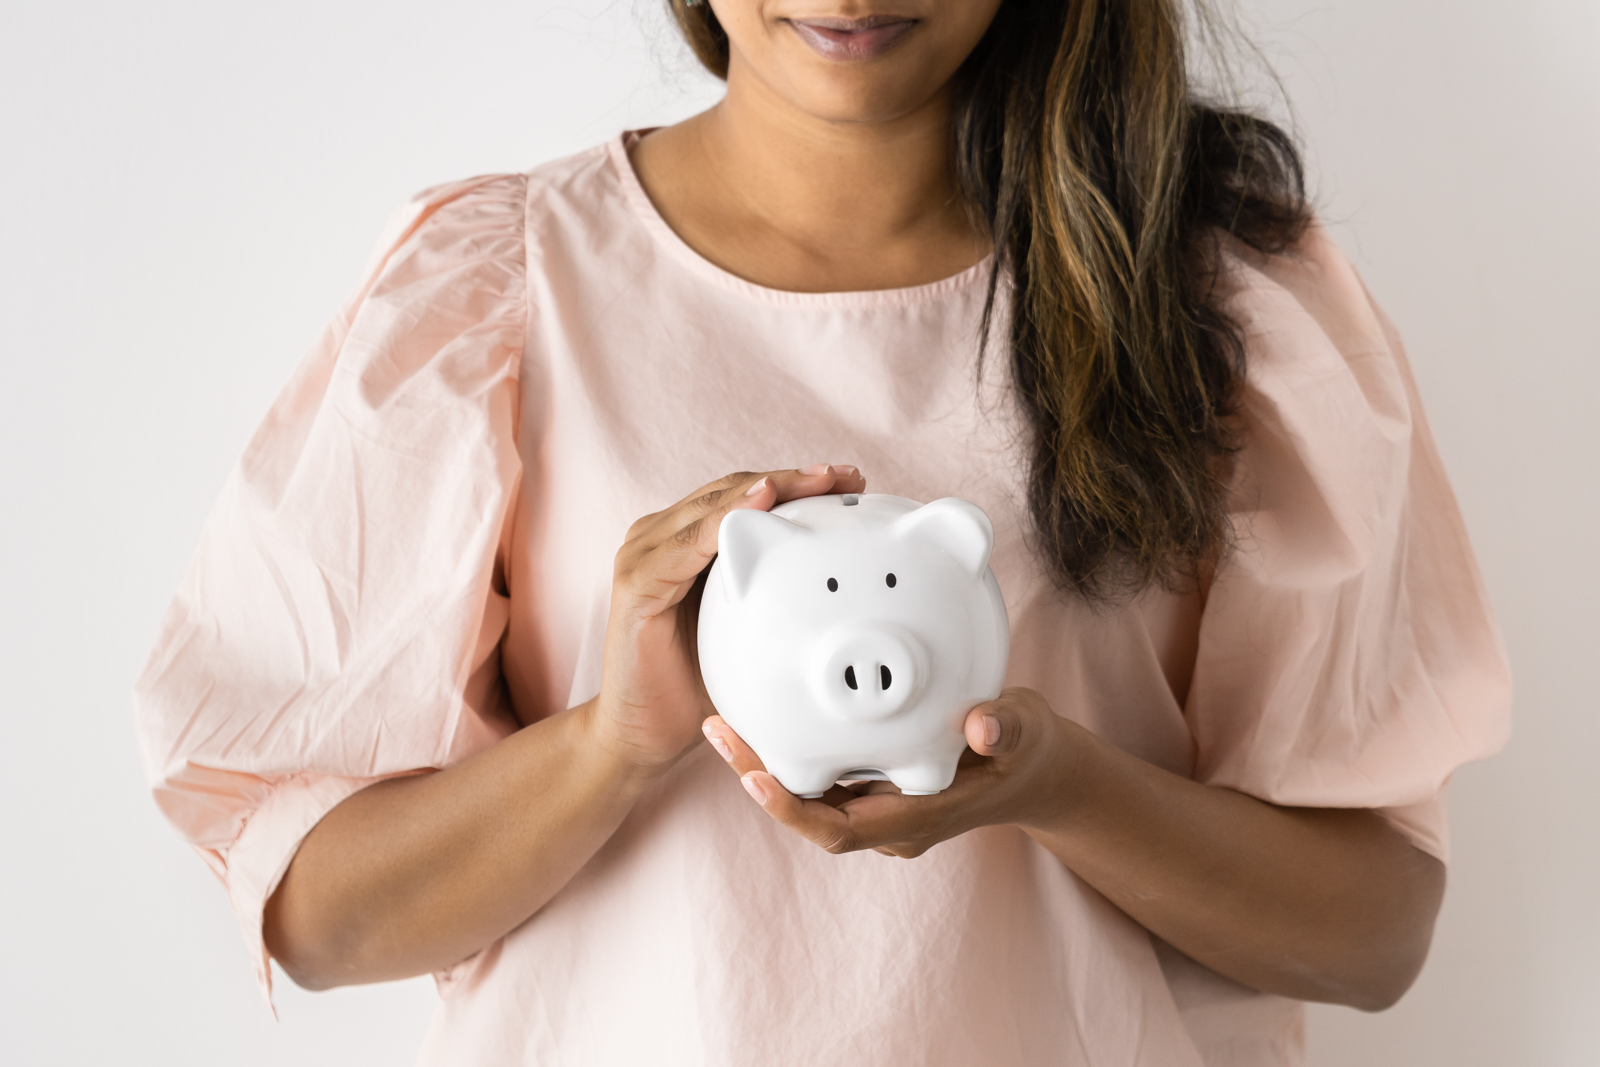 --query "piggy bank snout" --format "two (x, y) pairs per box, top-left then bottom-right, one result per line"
(813, 625), (926, 722)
